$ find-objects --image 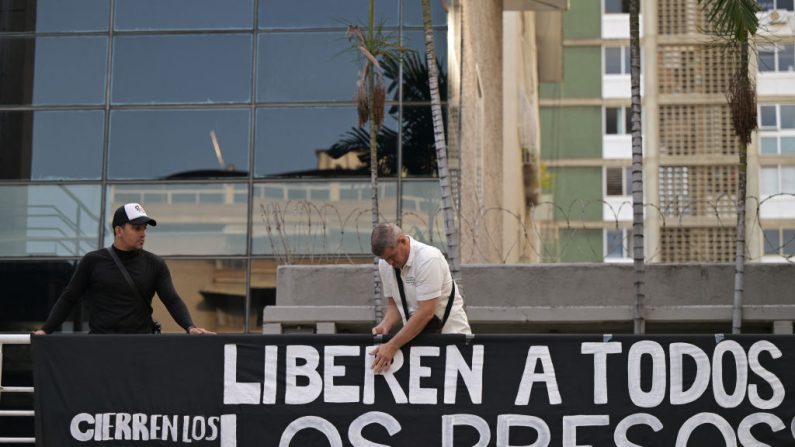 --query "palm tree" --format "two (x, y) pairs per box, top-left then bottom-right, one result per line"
(422, 0), (460, 281)
(328, 51), (446, 177)
(697, 0), (759, 334)
(346, 0), (403, 322)
(629, 0), (645, 334)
